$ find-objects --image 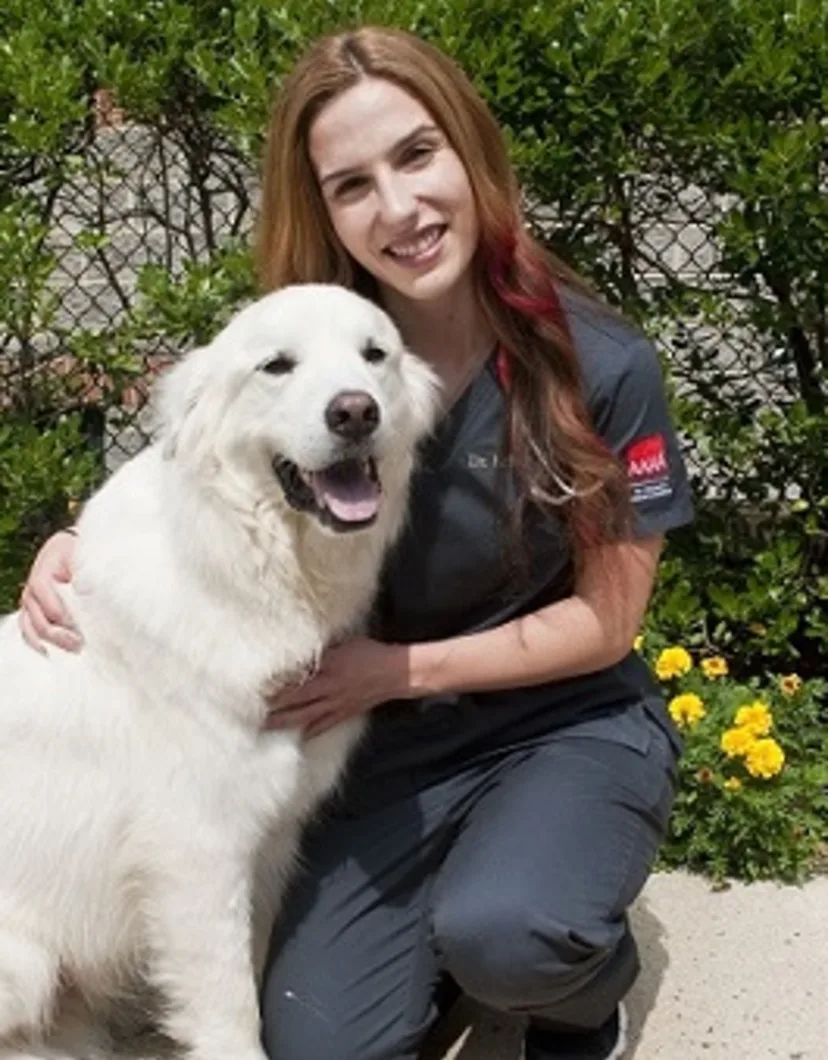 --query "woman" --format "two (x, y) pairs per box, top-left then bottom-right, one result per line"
(20, 25), (694, 1060)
